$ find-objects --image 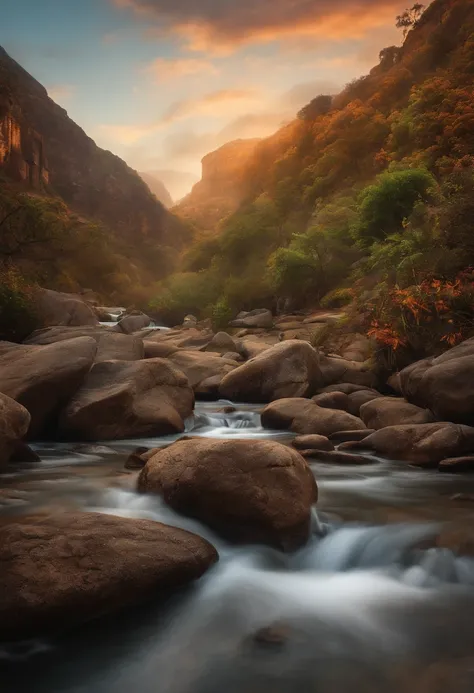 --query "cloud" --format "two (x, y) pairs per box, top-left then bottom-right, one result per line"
(113, 0), (406, 51)
(99, 88), (261, 145)
(146, 57), (219, 81)
(161, 88), (261, 123)
(47, 84), (76, 102)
